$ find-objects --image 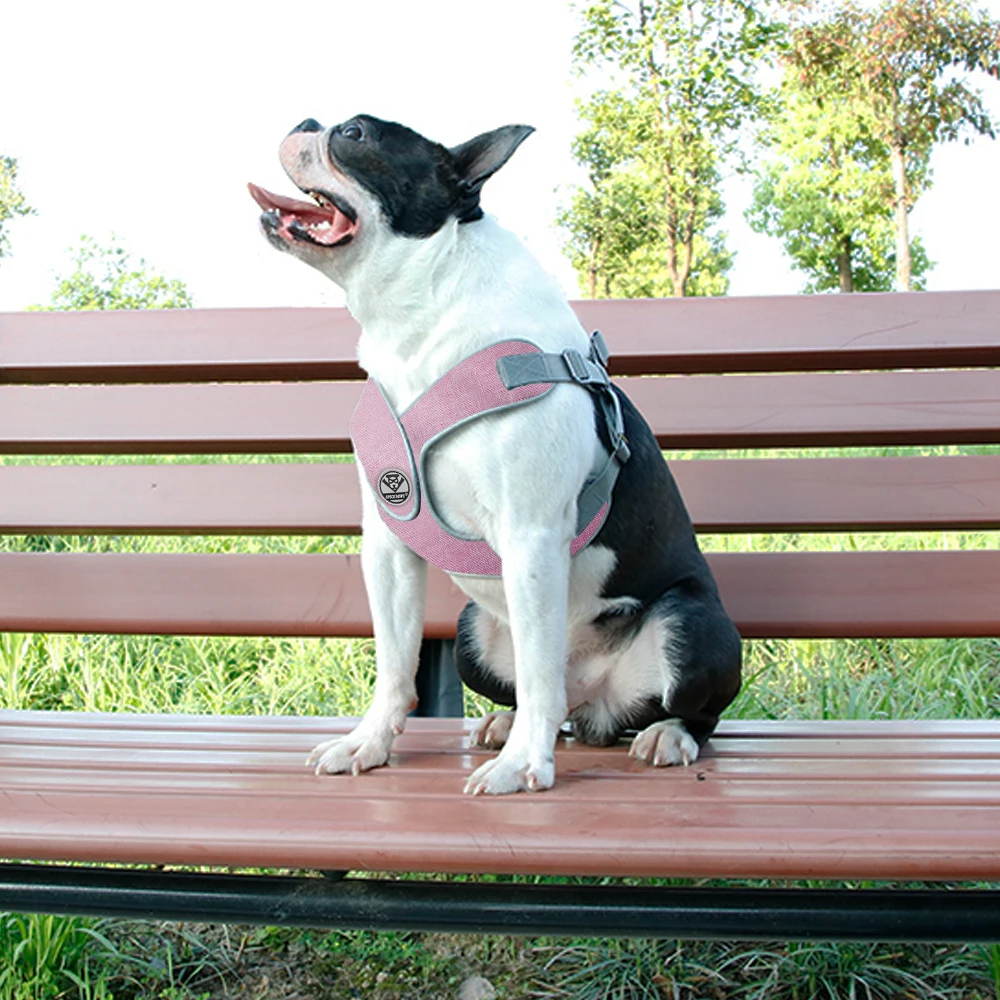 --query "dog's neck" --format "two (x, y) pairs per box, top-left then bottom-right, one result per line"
(338, 216), (584, 410)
